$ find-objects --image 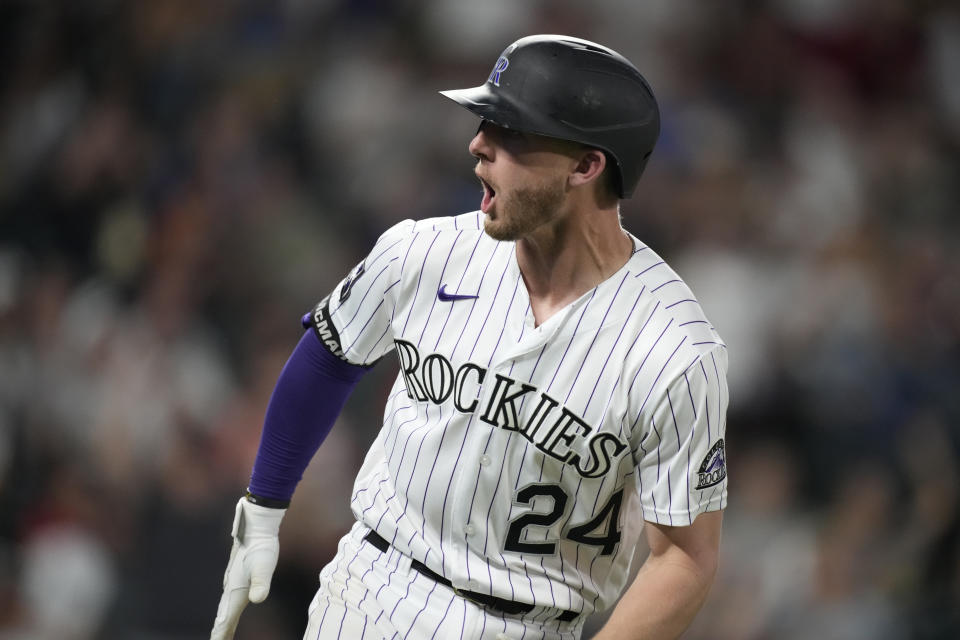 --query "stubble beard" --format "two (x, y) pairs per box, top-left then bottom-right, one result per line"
(483, 176), (566, 242)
